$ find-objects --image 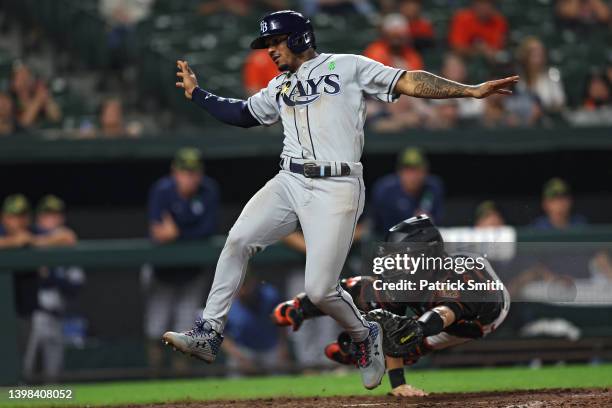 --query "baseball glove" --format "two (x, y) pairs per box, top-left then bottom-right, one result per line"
(365, 309), (424, 358)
